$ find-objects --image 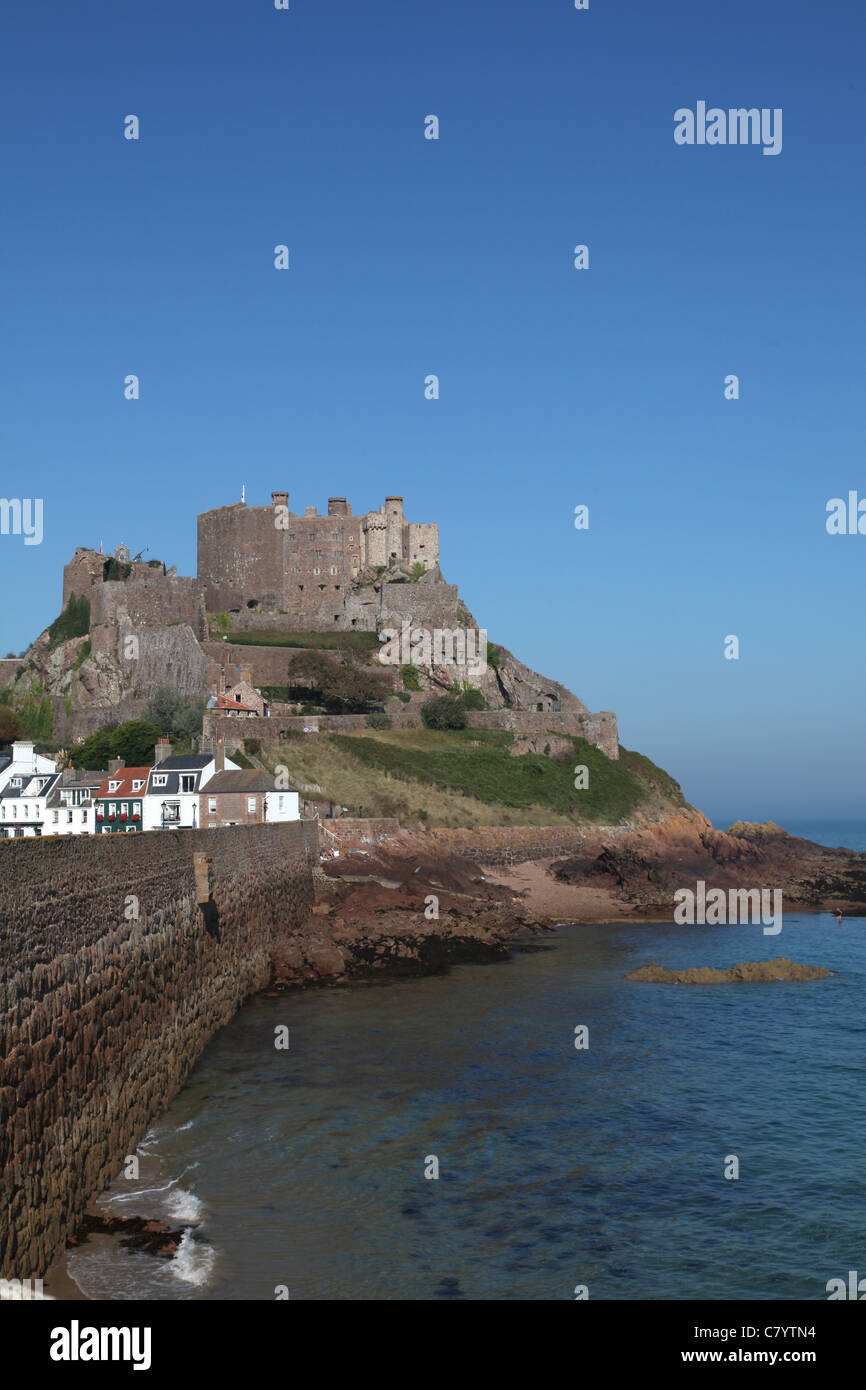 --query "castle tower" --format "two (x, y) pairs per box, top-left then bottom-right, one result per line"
(362, 512), (387, 569)
(384, 496), (404, 566)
